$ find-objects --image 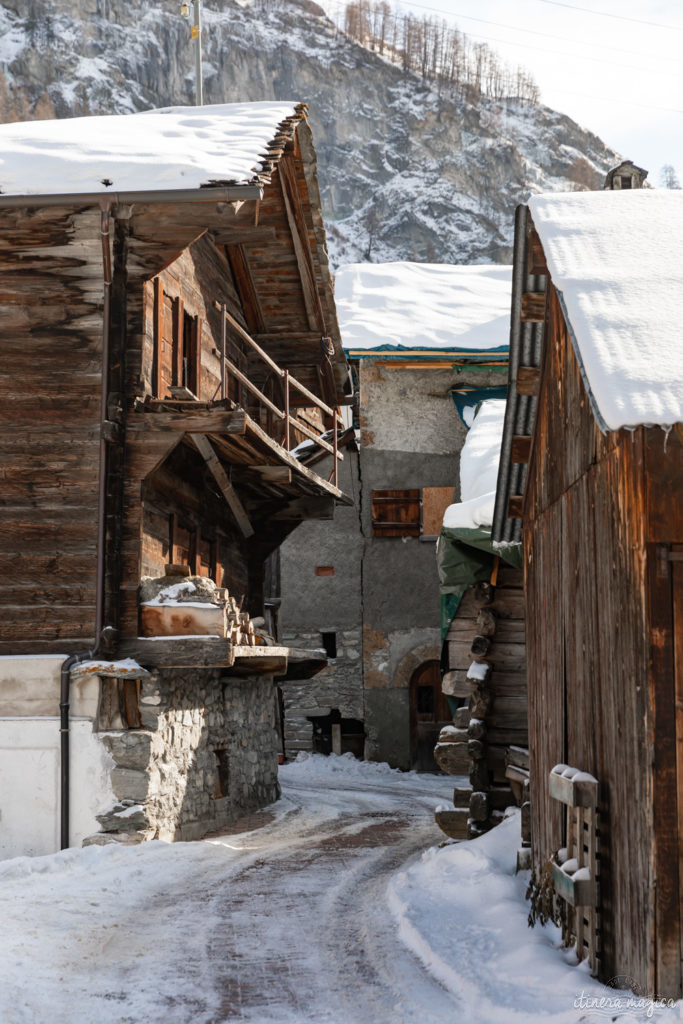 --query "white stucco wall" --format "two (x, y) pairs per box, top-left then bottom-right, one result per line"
(0, 656), (116, 859)
(0, 717), (115, 859)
